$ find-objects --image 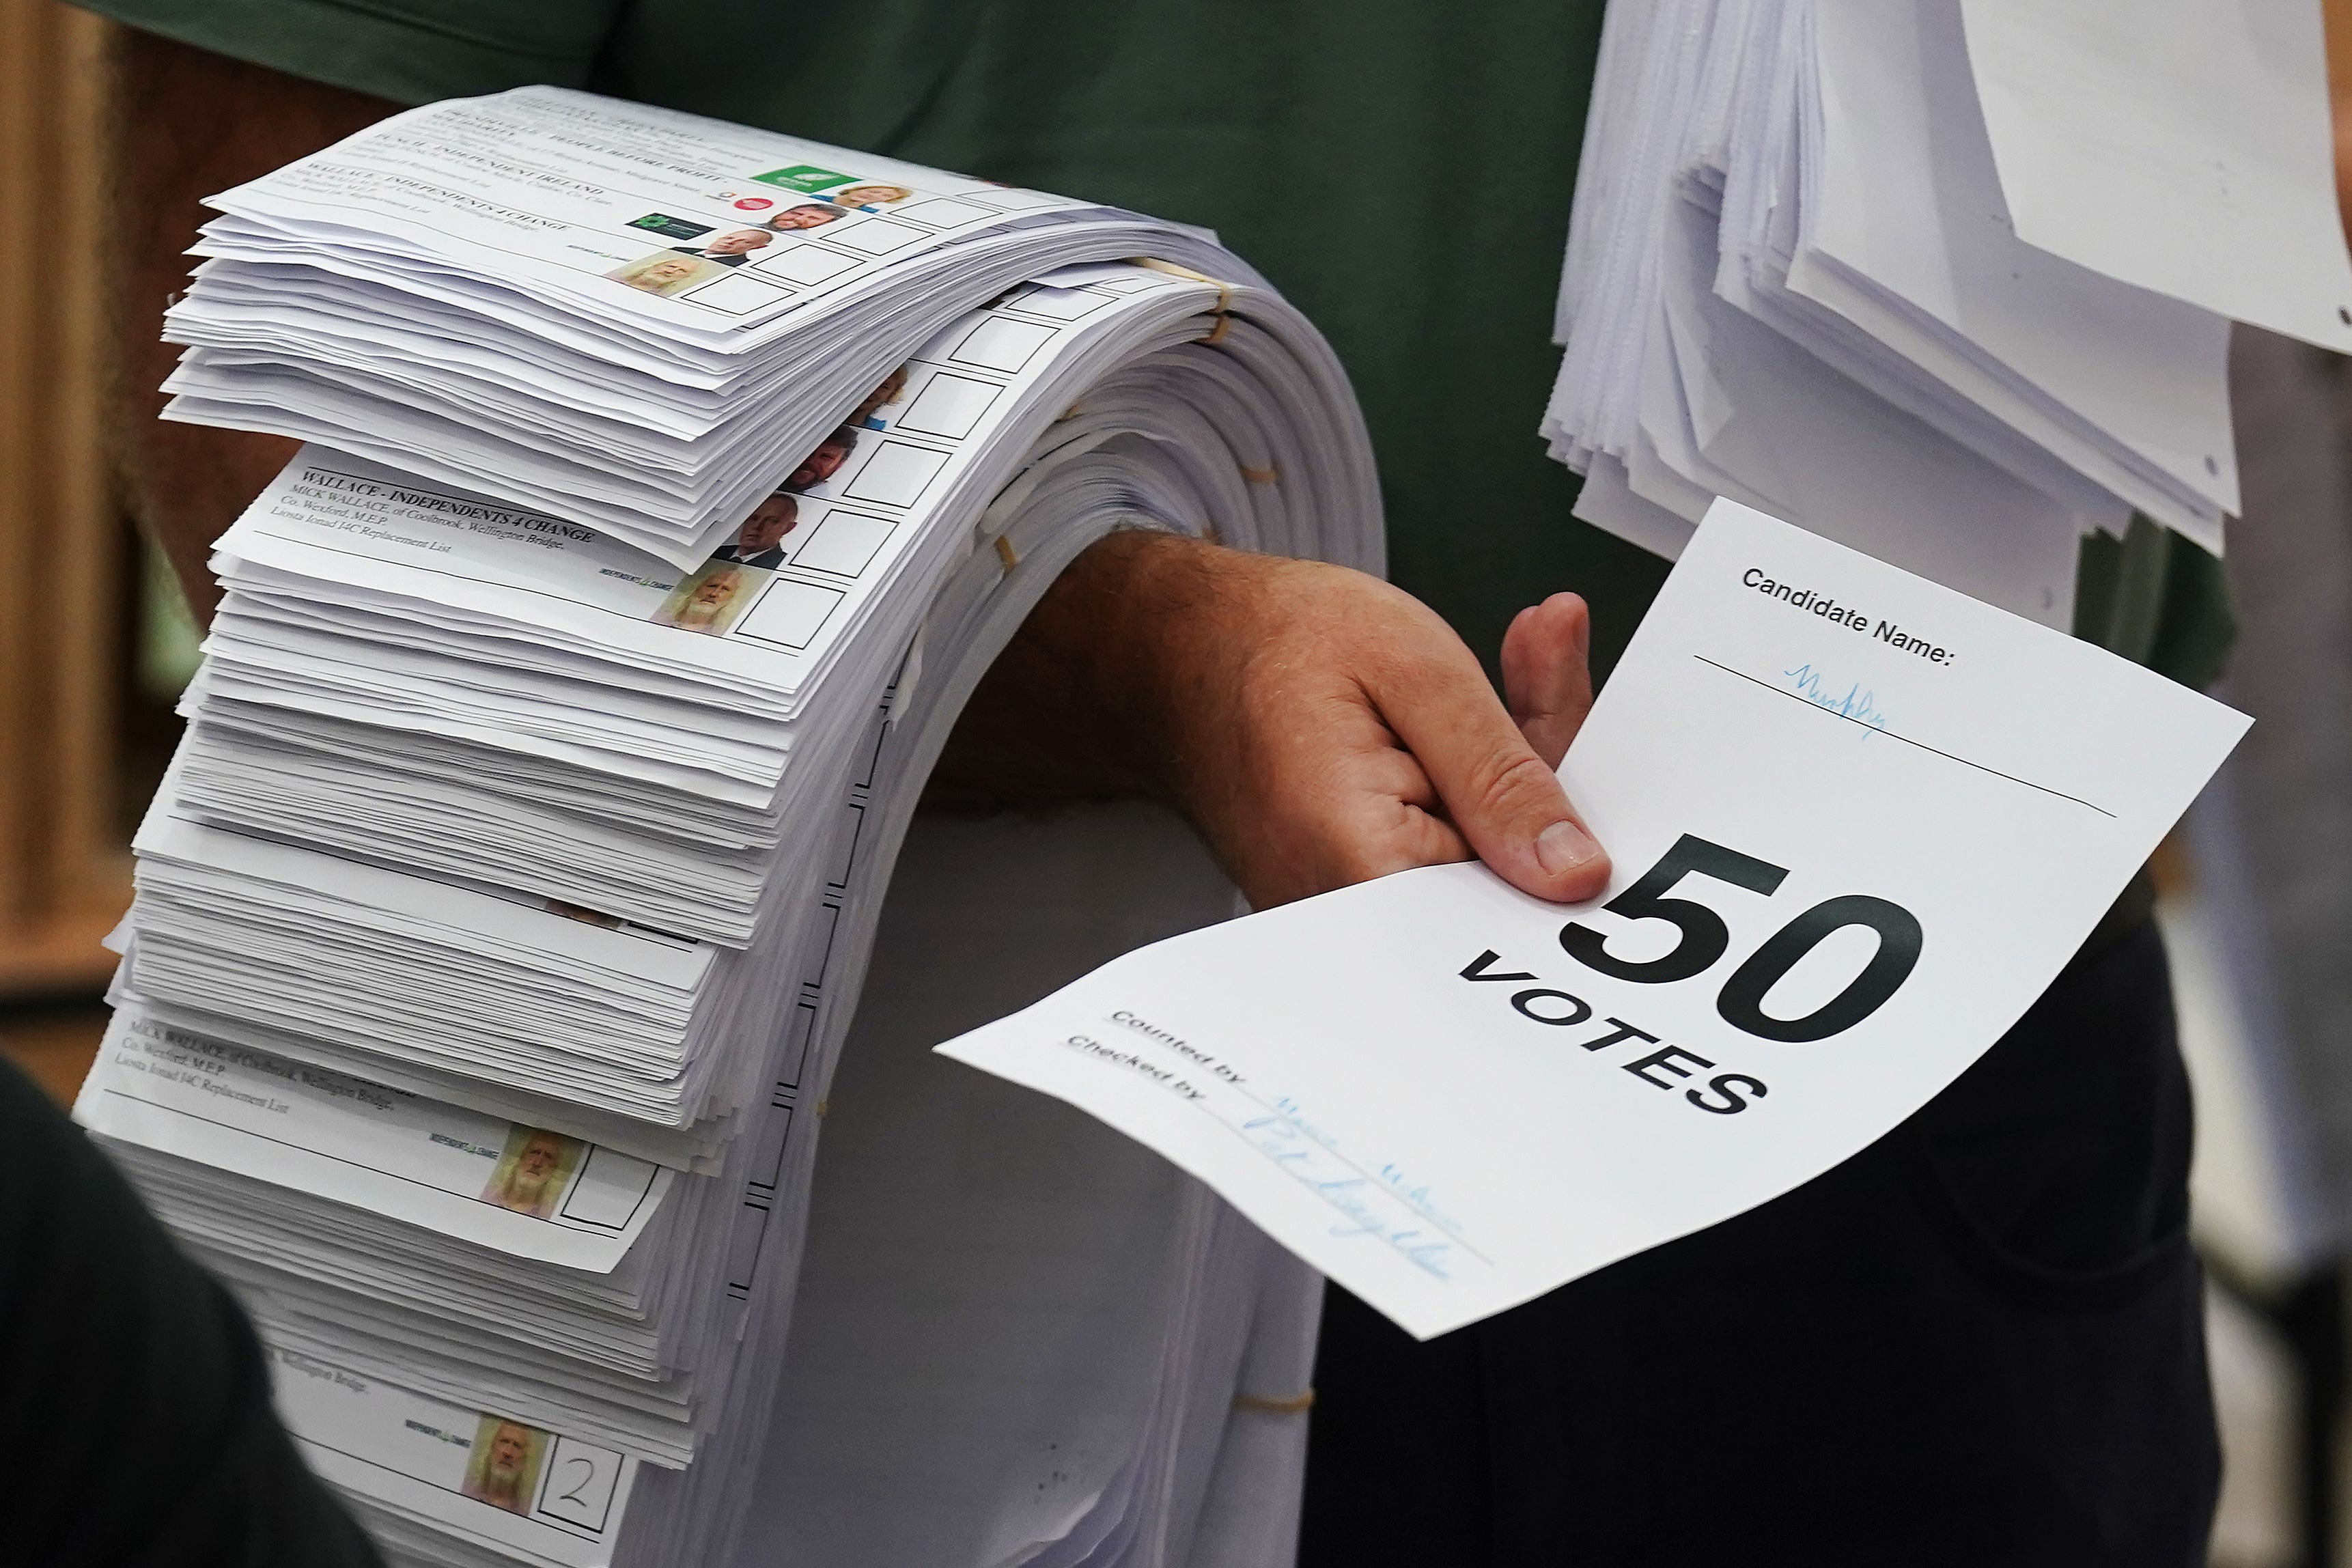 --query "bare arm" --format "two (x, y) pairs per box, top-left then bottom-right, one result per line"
(929, 530), (1610, 910)
(109, 30), (397, 623)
